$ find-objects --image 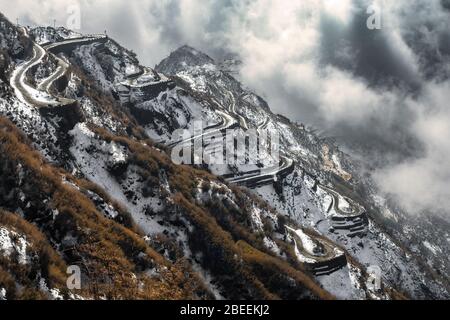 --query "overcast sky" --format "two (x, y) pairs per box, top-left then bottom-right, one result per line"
(2, 0), (450, 217)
